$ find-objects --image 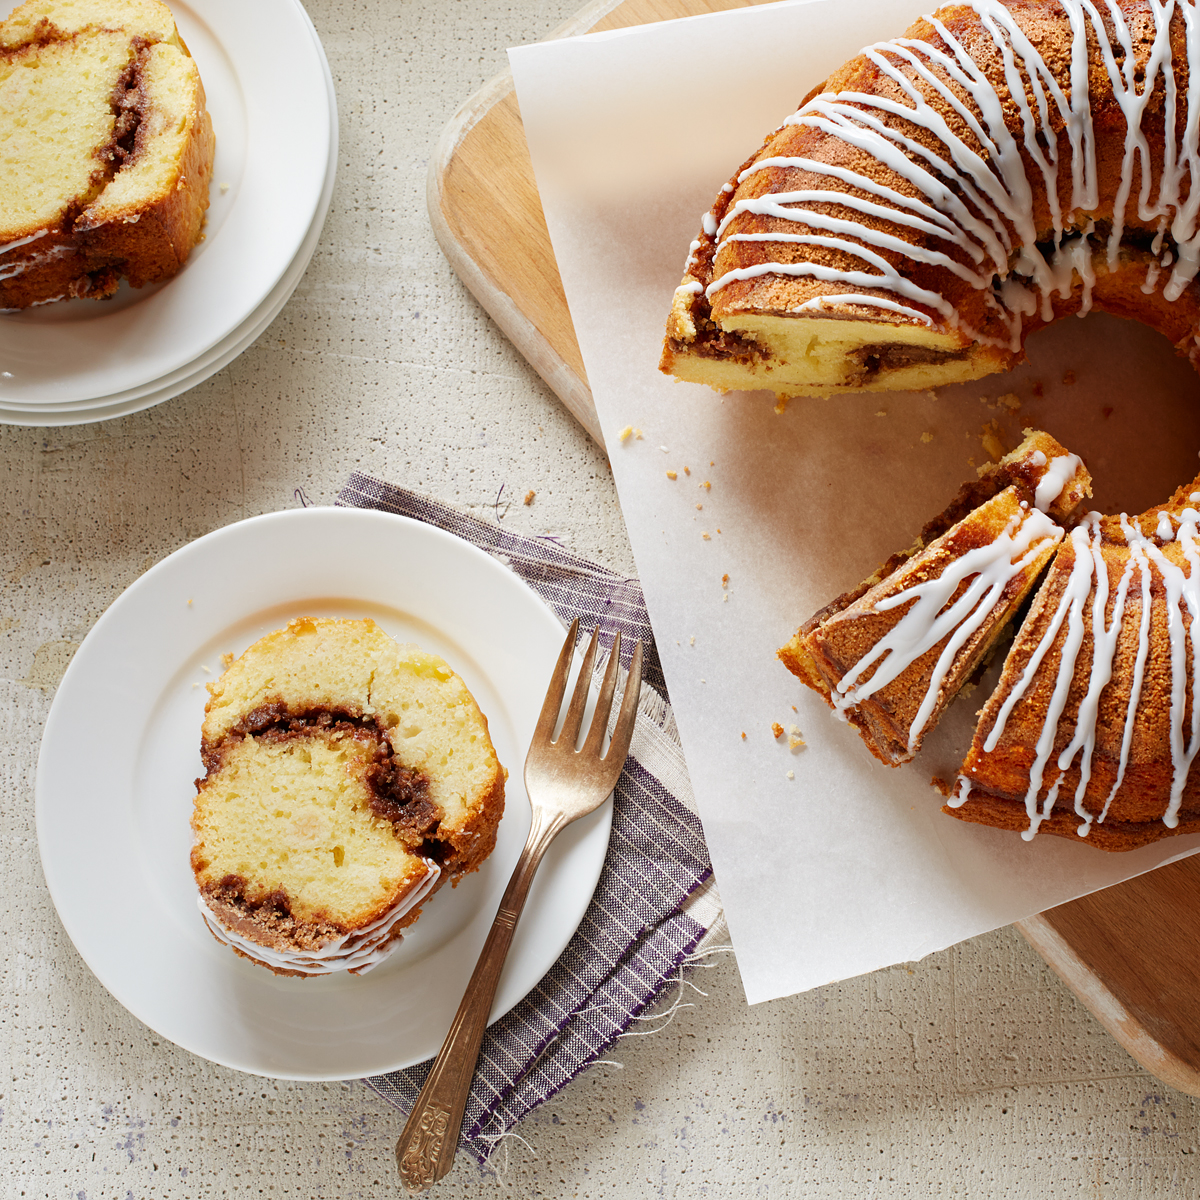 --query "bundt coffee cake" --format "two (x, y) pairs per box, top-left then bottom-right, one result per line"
(780, 430), (1091, 765)
(192, 618), (507, 976)
(944, 476), (1200, 850)
(662, 0), (1200, 396)
(0, 0), (215, 310)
